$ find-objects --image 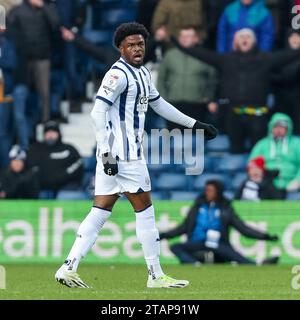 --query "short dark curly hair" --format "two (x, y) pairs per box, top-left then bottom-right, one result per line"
(113, 22), (150, 48)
